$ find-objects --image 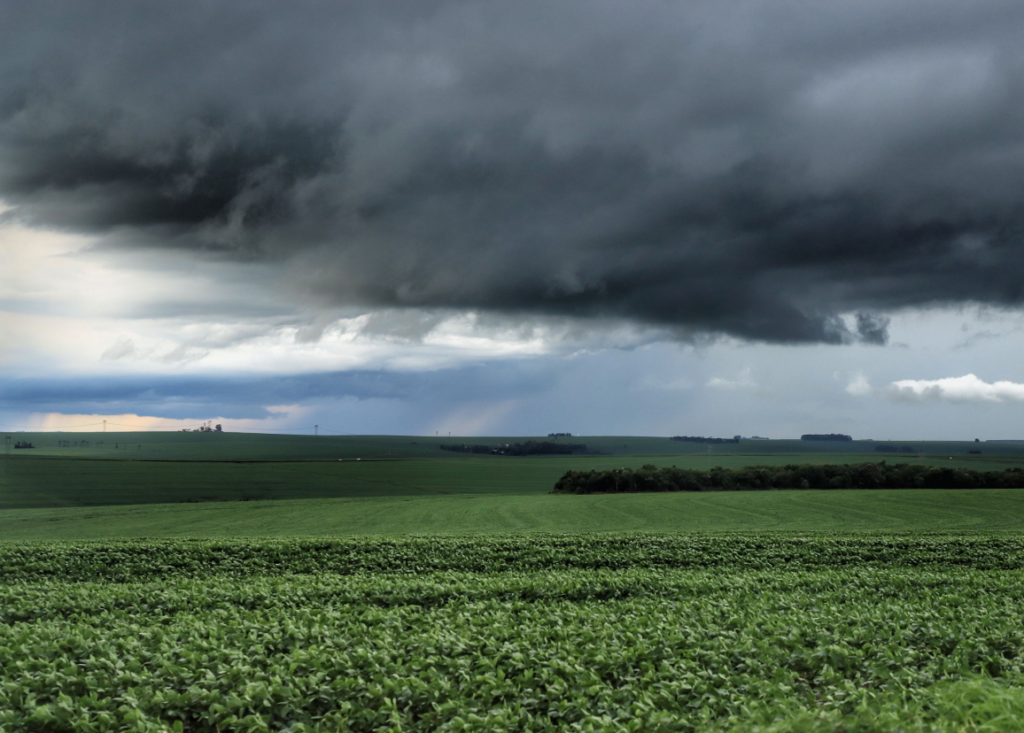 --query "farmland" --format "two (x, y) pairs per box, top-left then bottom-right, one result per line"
(4, 489), (1024, 540)
(7, 431), (1024, 462)
(5, 433), (1024, 730)
(4, 535), (1024, 731)
(4, 431), (1024, 513)
(5, 431), (1024, 539)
